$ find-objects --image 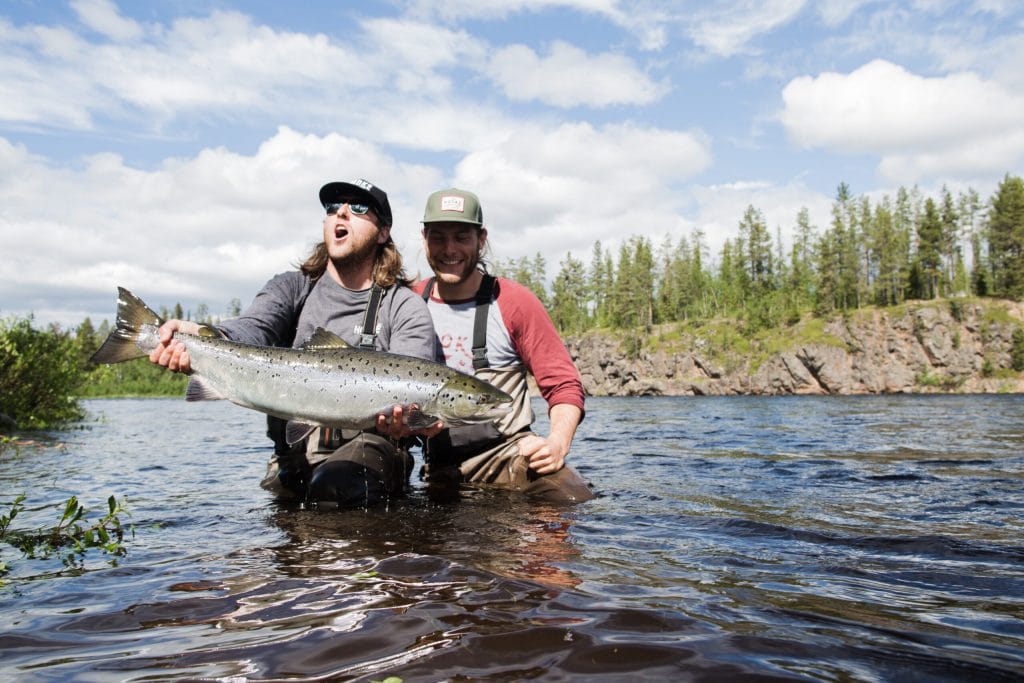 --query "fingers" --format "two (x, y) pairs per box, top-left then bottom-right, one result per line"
(375, 404), (444, 439)
(376, 404), (406, 439)
(148, 335), (191, 373)
(167, 346), (191, 373)
(148, 320), (193, 373)
(520, 435), (566, 475)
